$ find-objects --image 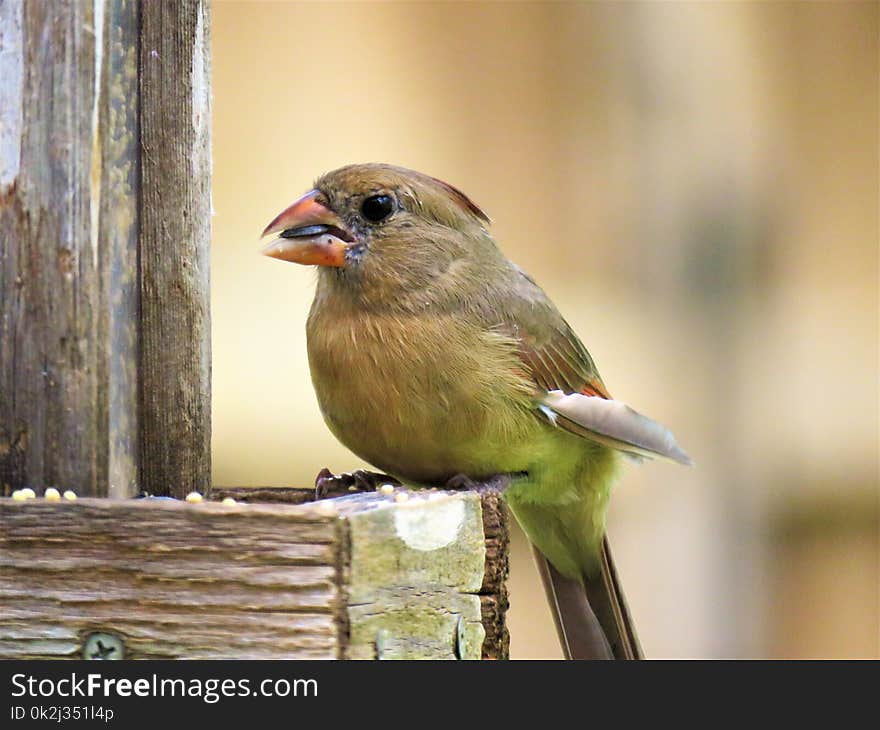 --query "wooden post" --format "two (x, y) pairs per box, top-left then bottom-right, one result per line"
(0, 4), (511, 659)
(0, 489), (510, 660)
(139, 0), (211, 498)
(0, 0), (211, 498)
